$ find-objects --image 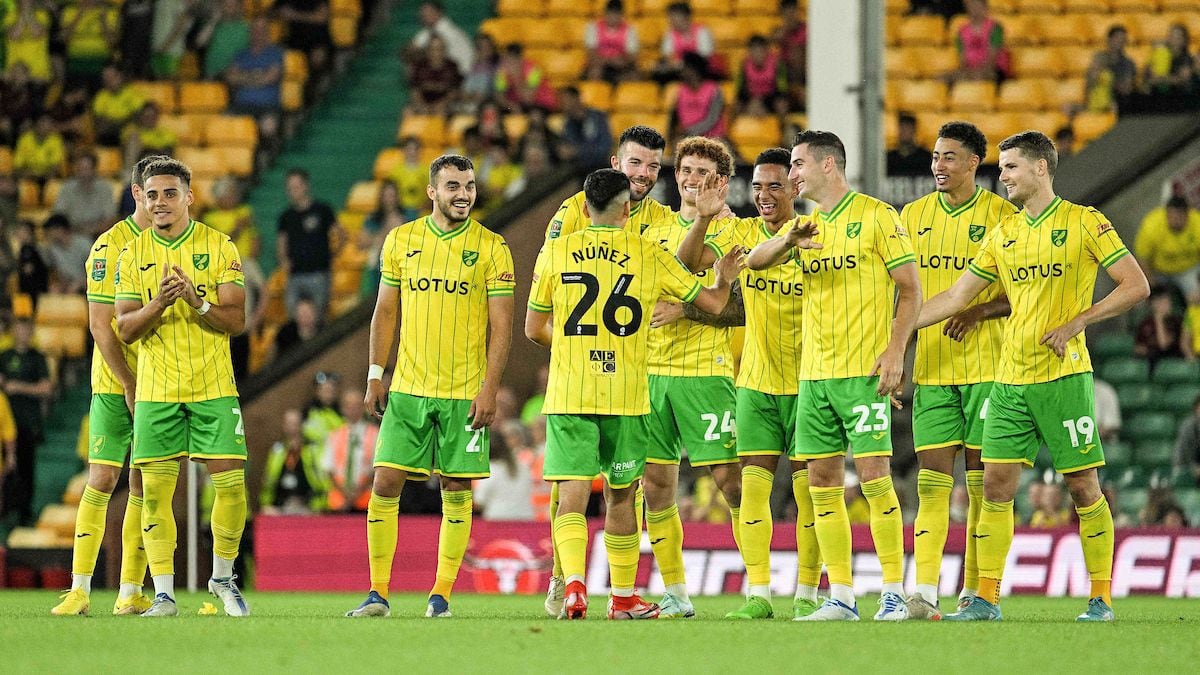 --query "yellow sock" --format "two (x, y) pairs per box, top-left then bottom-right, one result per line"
(120, 494), (148, 587)
(976, 499), (1014, 605)
(729, 506), (743, 556)
(739, 465), (774, 587)
(646, 504), (686, 587)
(553, 512), (588, 580)
(792, 469), (821, 589)
(861, 475), (904, 585)
(809, 486), (852, 587)
(366, 492), (400, 599)
(209, 470), (246, 562)
(71, 486), (111, 577)
(914, 469), (954, 590)
(634, 483), (645, 534)
(964, 469), (984, 594)
(549, 482), (562, 578)
(1076, 496), (1114, 606)
(140, 462), (179, 576)
(604, 531), (641, 593)
(431, 490), (473, 599)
